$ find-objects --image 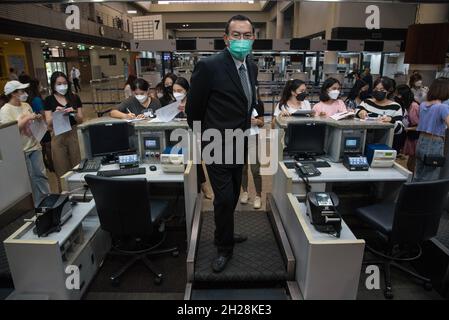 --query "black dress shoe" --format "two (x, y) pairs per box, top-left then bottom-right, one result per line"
(214, 234), (248, 246)
(212, 254), (232, 273)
